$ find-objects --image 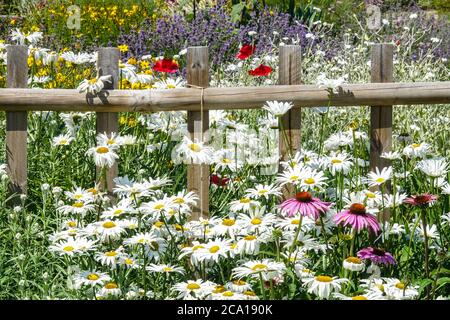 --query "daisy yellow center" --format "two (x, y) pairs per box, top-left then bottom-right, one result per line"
(352, 295), (367, 300)
(174, 197), (185, 204)
(222, 219), (235, 226)
(167, 84), (176, 89)
(315, 275), (333, 282)
(291, 219), (300, 225)
(366, 192), (376, 198)
(107, 139), (115, 145)
(251, 218), (262, 225)
(376, 177), (385, 183)
(63, 246), (74, 251)
(209, 246), (220, 253)
(233, 280), (246, 285)
(223, 291), (234, 297)
(395, 282), (405, 290)
(345, 256), (361, 264)
(59, 139), (68, 144)
(103, 221), (116, 228)
(411, 143), (421, 148)
(125, 258), (133, 265)
(87, 273), (99, 280)
(68, 221), (77, 227)
(96, 146), (109, 154)
(331, 159), (342, 164)
(88, 188), (98, 195)
(213, 285), (225, 293)
(244, 290), (256, 296)
(240, 198), (251, 203)
(290, 175), (299, 181)
(163, 267), (173, 272)
(187, 283), (201, 290)
(74, 194), (83, 200)
(244, 235), (256, 241)
(72, 202), (84, 208)
(154, 204), (164, 210)
(154, 221), (164, 228)
(88, 78), (97, 85)
(192, 245), (204, 251)
(222, 158), (232, 164)
(189, 143), (201, 152)
(114, 209), (123, 215)
(251, 264), (267, 271)
(105, 251), (117, 257)
(230, 243), (237, 249)
(105, 283), (118, 289)
(304, 177), (315, 184)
